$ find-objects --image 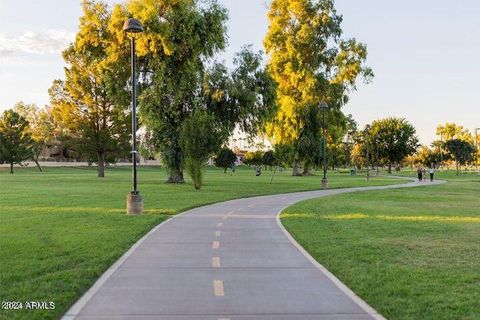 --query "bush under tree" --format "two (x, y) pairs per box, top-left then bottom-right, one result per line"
(180, 110), (225, 189)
